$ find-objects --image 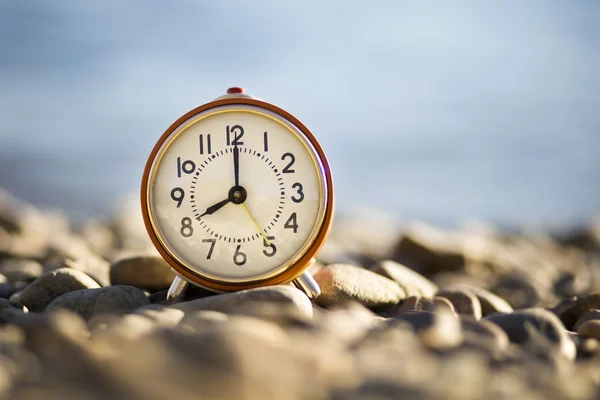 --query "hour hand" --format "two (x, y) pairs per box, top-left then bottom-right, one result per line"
(199, 198), (230, 217)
